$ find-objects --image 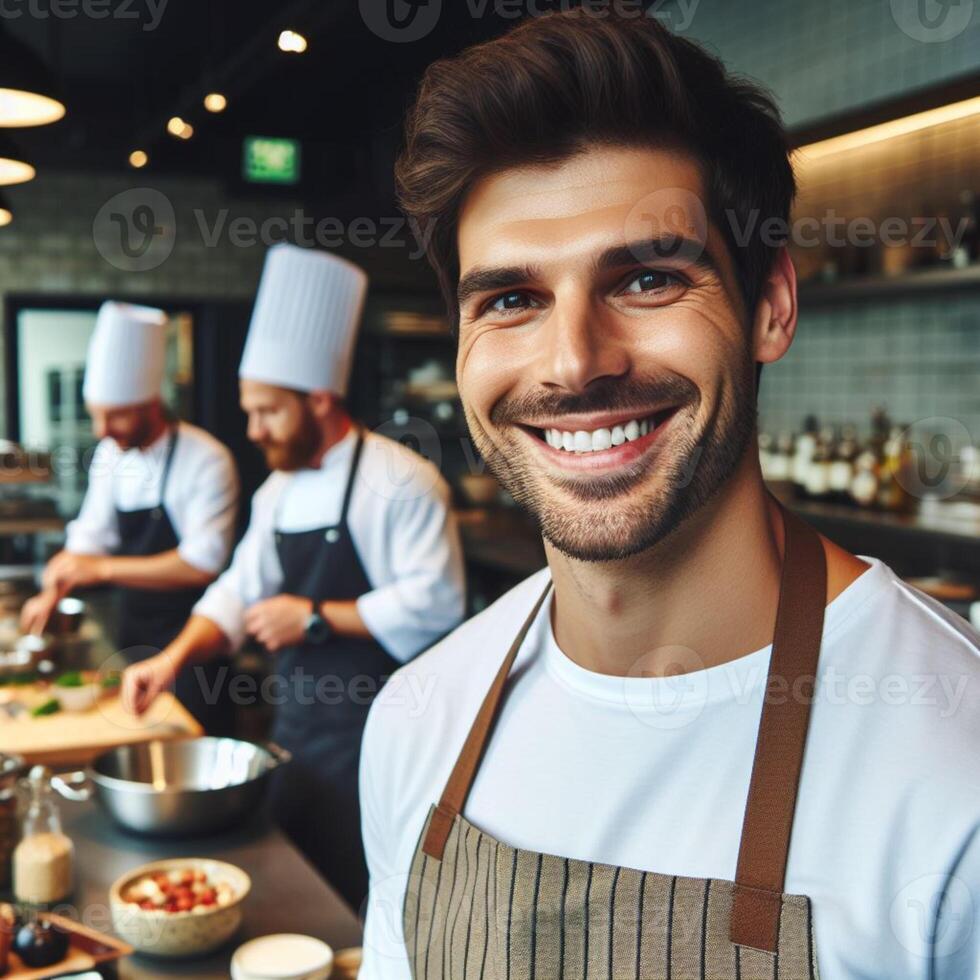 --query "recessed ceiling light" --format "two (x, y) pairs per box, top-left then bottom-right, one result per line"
(204, 92), (227, 113)
(278, 30), (308, 54)
(166, 116), (194, 140)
